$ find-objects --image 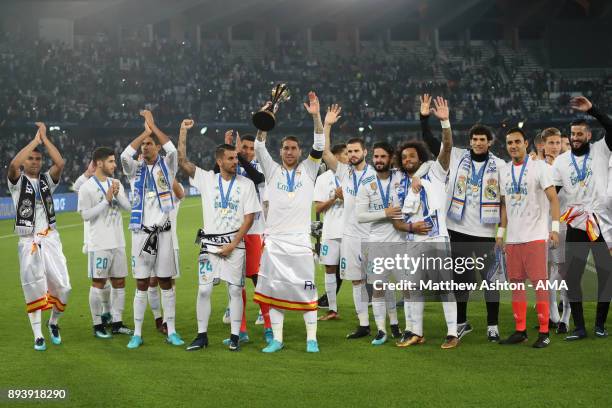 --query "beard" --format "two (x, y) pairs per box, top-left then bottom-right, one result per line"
(374, 162), (390, 172)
